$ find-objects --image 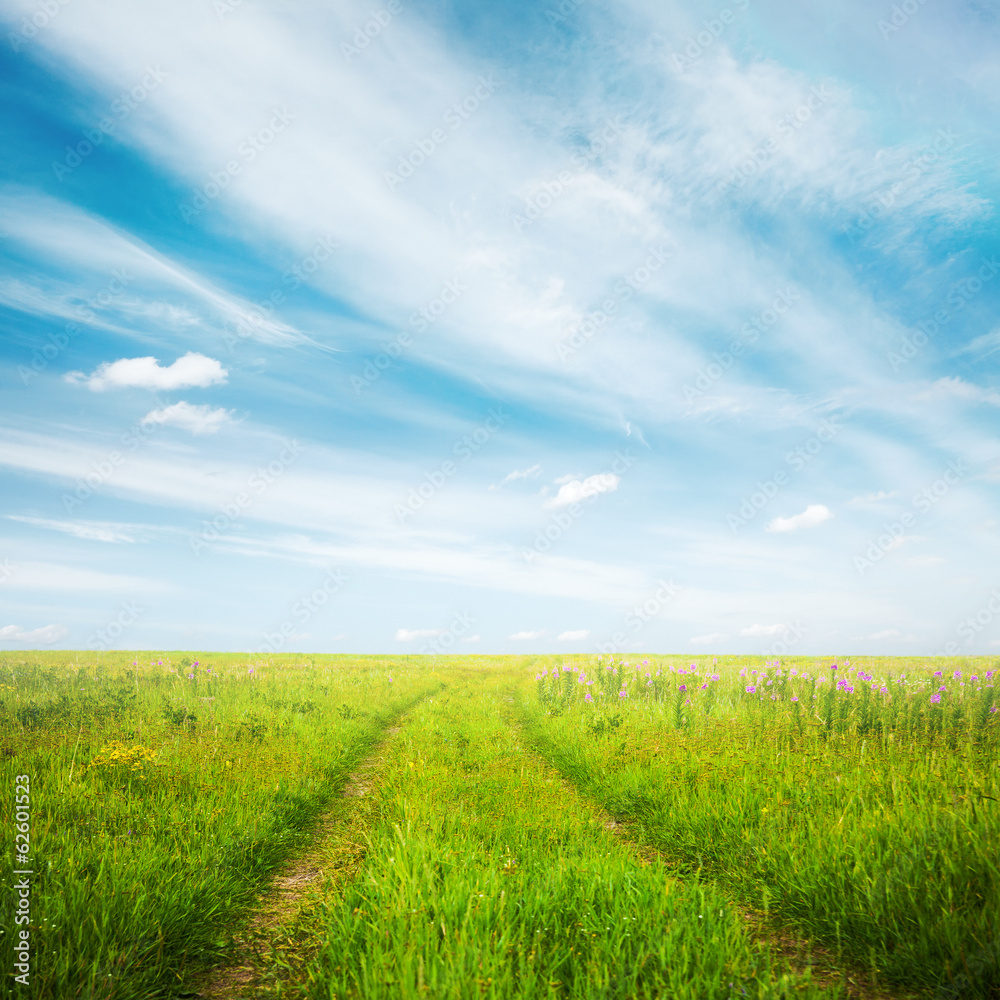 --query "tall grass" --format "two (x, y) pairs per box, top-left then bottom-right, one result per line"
(0, 651), (441, 1000)
(521, 654), (999, 999)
